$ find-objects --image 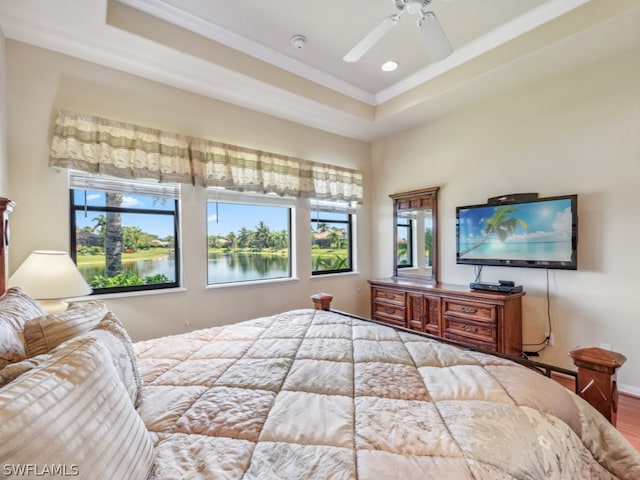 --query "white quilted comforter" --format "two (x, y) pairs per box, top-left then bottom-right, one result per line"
(134, 309), (640, 479)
